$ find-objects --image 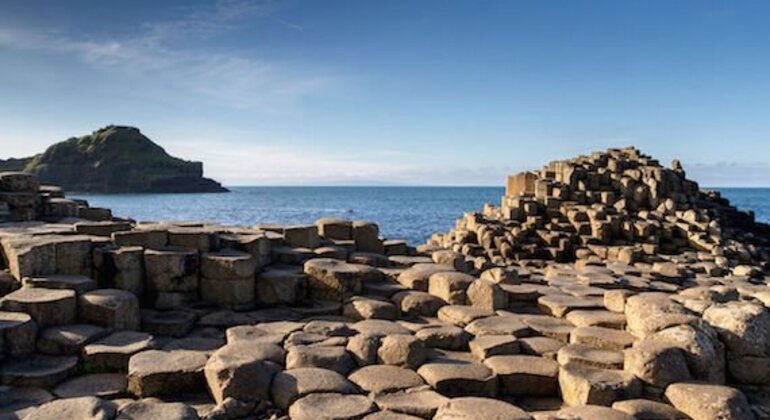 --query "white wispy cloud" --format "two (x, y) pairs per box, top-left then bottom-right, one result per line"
(0, 0), (332, 111)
